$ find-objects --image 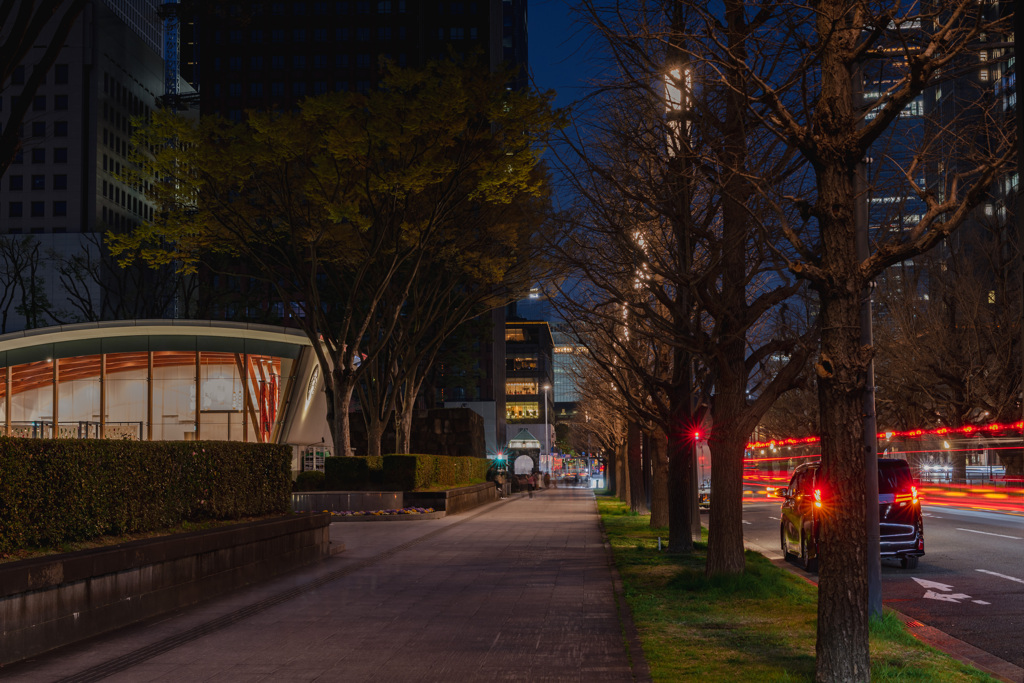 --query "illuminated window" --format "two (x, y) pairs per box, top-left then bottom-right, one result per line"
(505, 328), (526, 342)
